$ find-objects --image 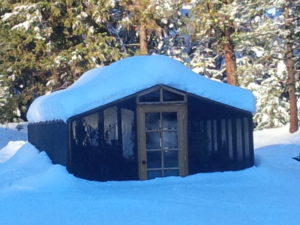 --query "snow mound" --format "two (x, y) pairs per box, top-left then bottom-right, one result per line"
(0, 141), (26, 163)
(0, 142), (74, 191)
(0, 125), (300, 225)
(27, 55), (256, 122)
(0, 123), (27, 149)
